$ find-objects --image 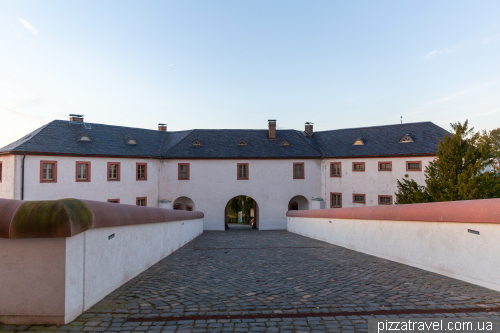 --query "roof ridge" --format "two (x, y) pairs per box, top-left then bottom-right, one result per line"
(293, 130), (323, 156)
(162, 129), (196, 156)
(315, 121), (433, 133)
